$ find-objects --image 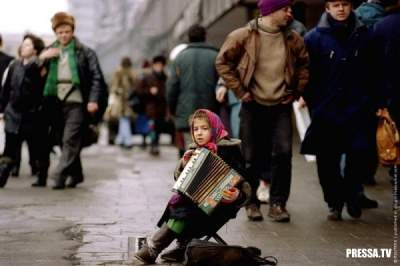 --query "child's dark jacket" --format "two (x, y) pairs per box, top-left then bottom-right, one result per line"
(157, 138), (251, 238)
